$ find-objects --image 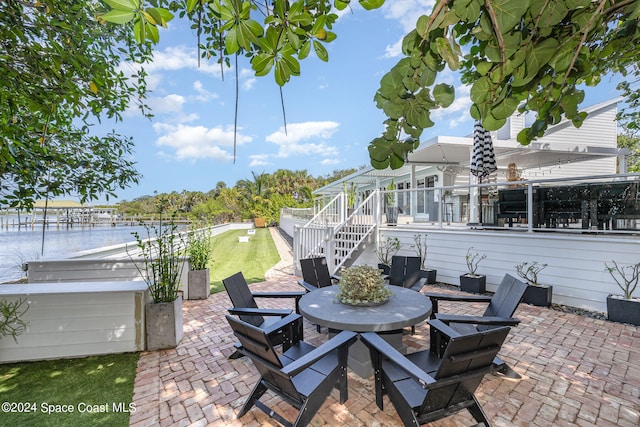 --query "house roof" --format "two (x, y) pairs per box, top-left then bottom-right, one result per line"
(315, 98), (626, 195)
